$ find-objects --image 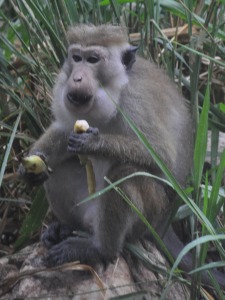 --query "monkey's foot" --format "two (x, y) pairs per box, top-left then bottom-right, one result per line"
(42, 237), (102, 267)
(41, 222), (73, 249)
